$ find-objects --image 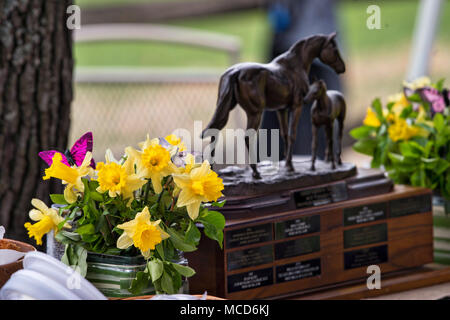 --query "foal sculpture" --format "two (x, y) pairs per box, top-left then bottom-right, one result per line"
(201, 32), (345, 178)
(304, 79), (346, 172)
